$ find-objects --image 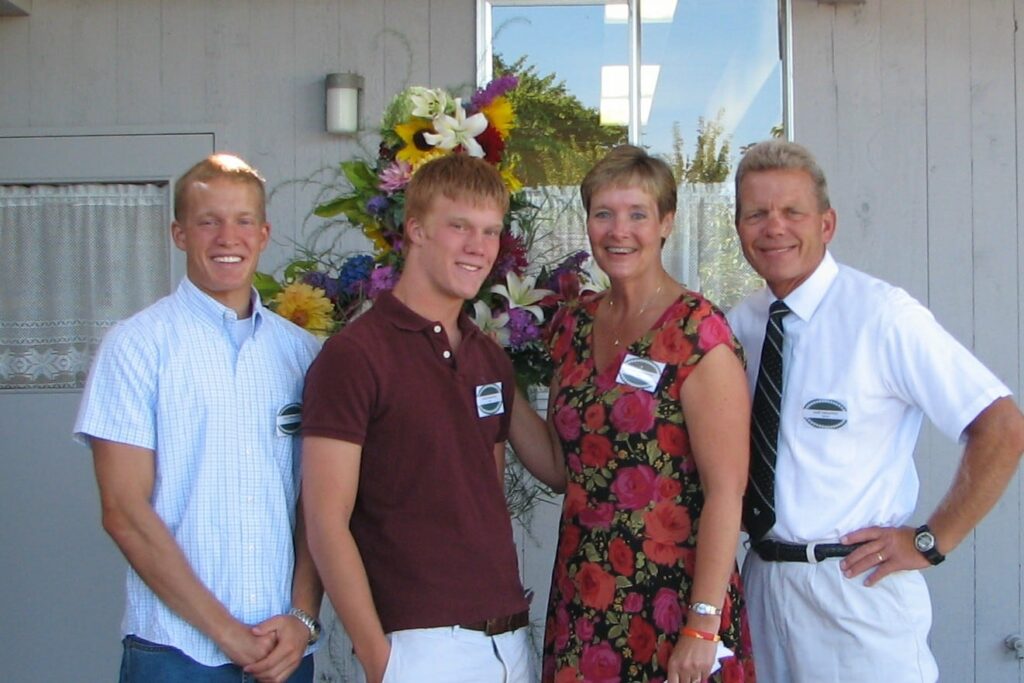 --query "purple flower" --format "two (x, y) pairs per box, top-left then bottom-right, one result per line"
(469, 75), (519, 112)
(539, 251), (590, 292)
(367, 265), (398, 297)
(366, 195), (390, 217)
(377, 160), (412, 193)
(507, 307), (541, 348)
(301, 271), (341, 301)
